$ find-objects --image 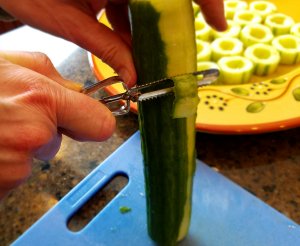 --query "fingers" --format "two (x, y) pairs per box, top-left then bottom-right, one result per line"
(0, 51), (116, 142)
(194, 0), (227, 31)
(70, 14), (136, 87)
(0, 149), (32, 199)
(34, 132), (62, 160)
(0, 50), (83, 91)
(54, 87), (116, 141)
(0, 0), (136, 87)
(106, 1), (131, 47)
(0, 50), (60, 77)
(52, 5), (136, 87)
